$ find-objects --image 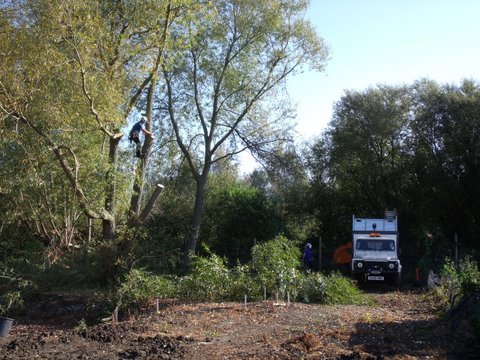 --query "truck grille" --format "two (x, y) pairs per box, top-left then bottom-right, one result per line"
(353, 260), (399, 272)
